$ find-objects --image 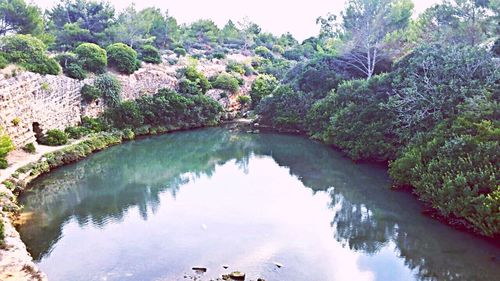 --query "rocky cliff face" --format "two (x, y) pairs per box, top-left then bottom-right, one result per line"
(0, 54), (254, 147)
